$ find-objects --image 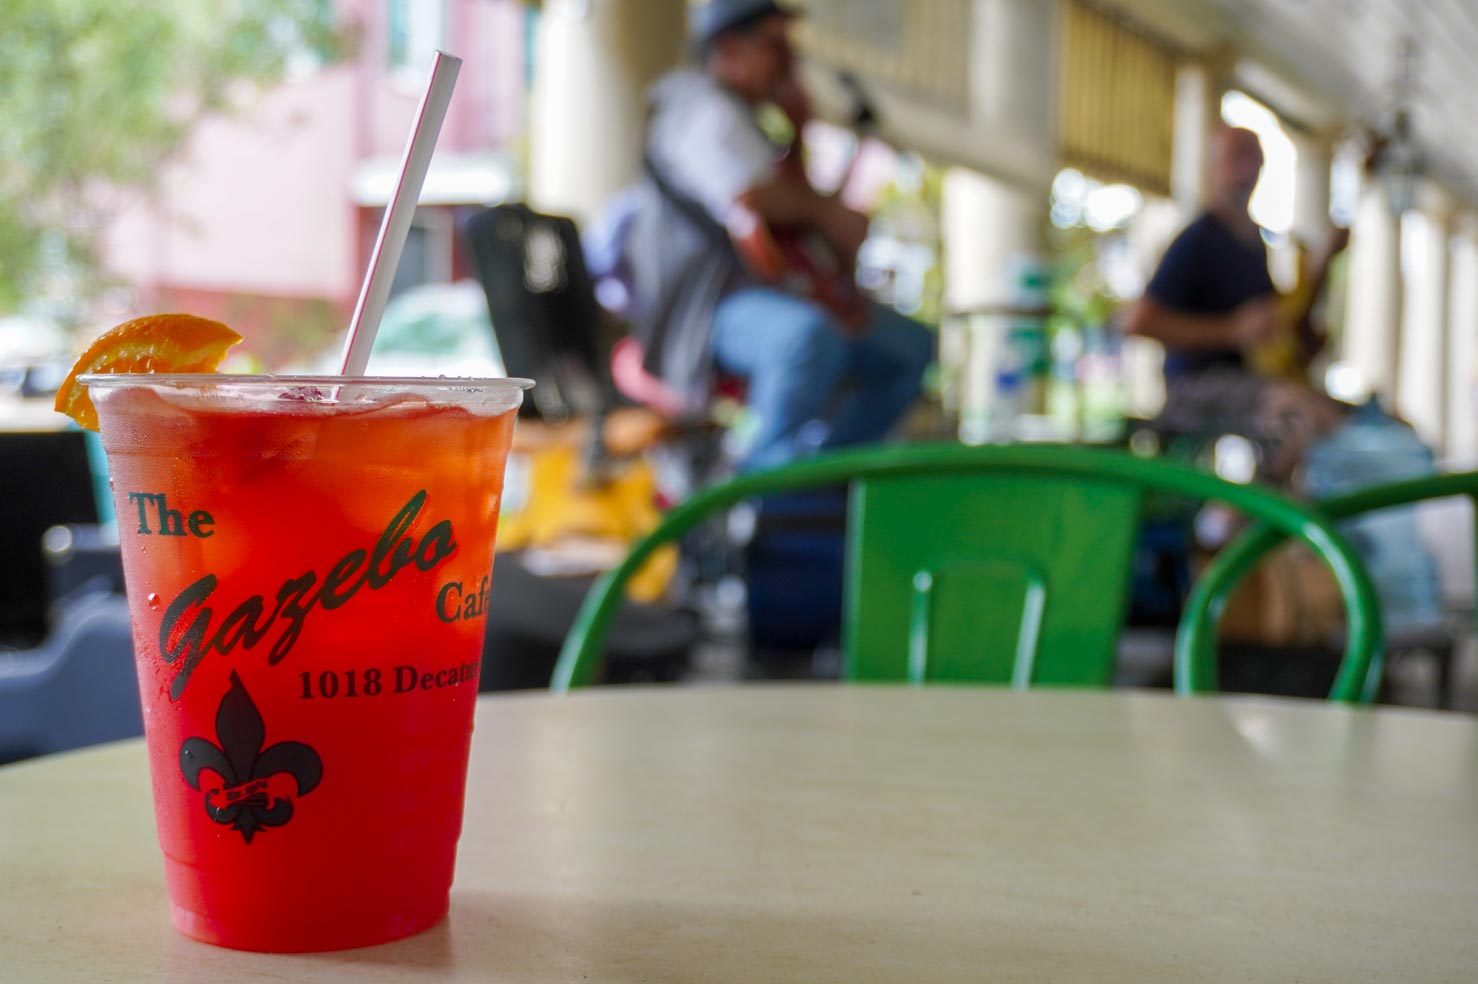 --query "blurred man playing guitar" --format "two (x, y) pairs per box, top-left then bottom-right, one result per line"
(620, 0), (933, 471)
